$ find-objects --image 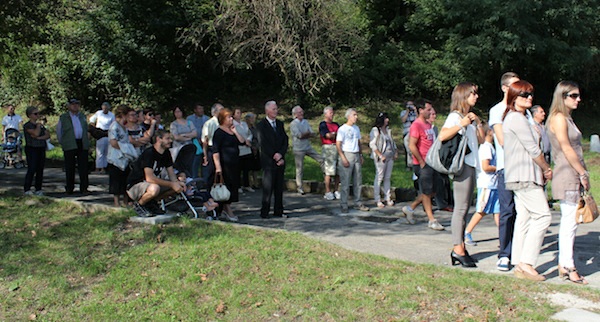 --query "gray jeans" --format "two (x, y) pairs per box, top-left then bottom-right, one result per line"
(293, 147), (324, 188)
(451, 165), (476, 245)
(339, 152), (362, 207)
